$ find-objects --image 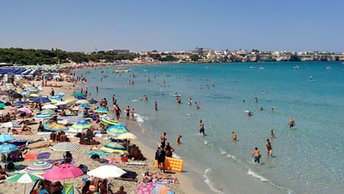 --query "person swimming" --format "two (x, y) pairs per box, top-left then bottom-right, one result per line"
(176, 135), (182, 145)
(231, 131), (237, 141)
(252, 147), (262, 164)
(288, 118), (295, 128)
